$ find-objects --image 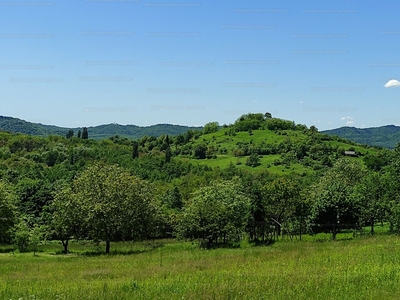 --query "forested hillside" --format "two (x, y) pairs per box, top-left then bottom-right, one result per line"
(1, 113), (399, 254)
(0, 116), (202, 140)
(322, 125), (400, 149)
